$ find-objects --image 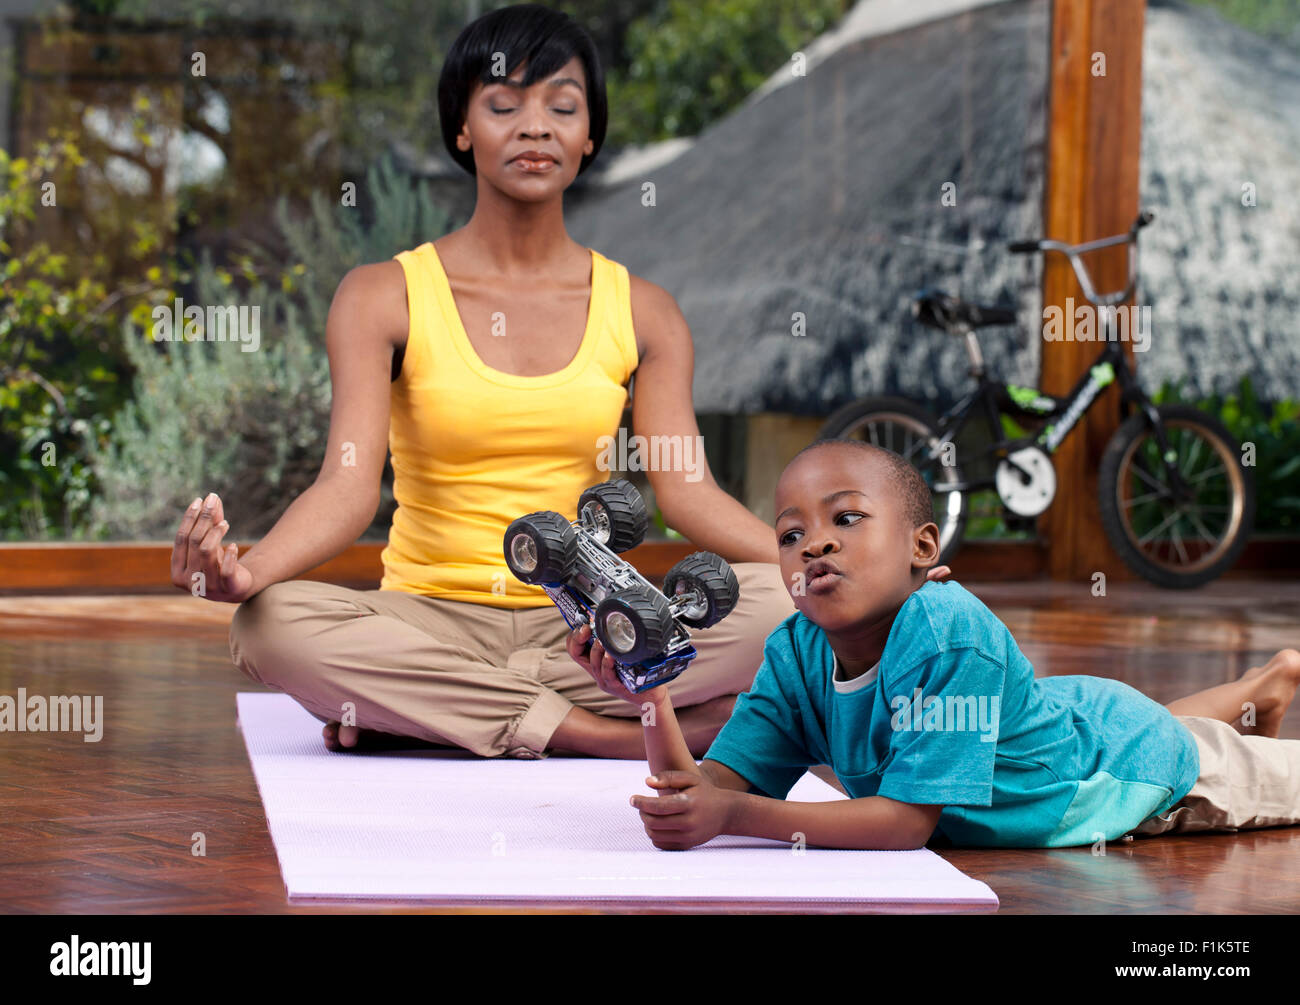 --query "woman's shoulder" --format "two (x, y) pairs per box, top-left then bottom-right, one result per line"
(331, 258), (409, 348)
(625, 270), (675, 310)
(614, 265), (688, 362)
(586, 247), (677, 314)
(344, 256), (408, 283)
(337, 258), (407, 308)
